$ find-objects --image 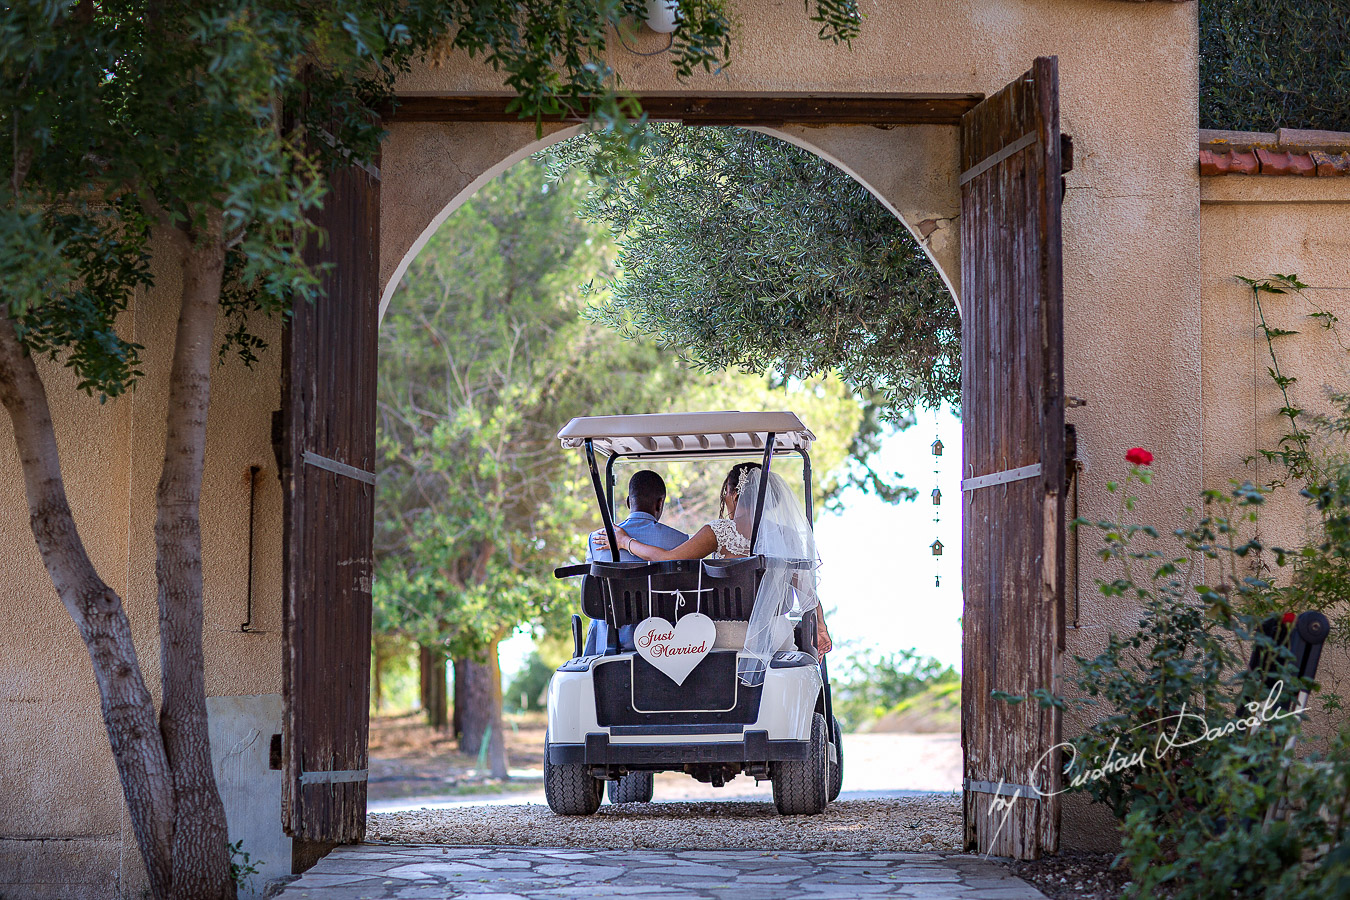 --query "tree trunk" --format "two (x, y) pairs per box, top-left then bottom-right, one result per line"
(452, 657), (465, 740)
(153, 229), (235, 900)
(418, 645), (447, 730)
(457, 642), (508, 779)
(0, 313), (175, 899)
